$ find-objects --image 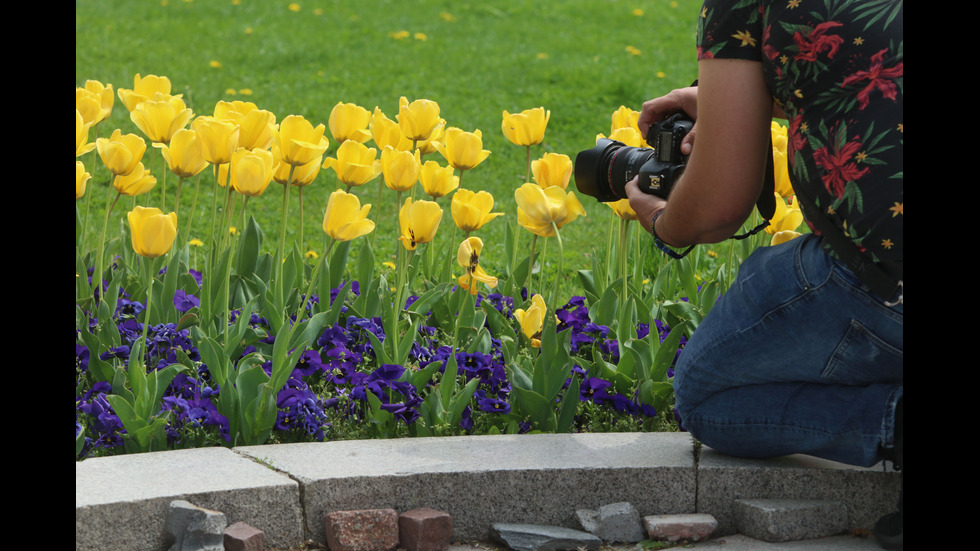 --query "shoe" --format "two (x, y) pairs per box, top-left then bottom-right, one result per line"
(874, 505), (903, 550)
(874, 396), (903, 550)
